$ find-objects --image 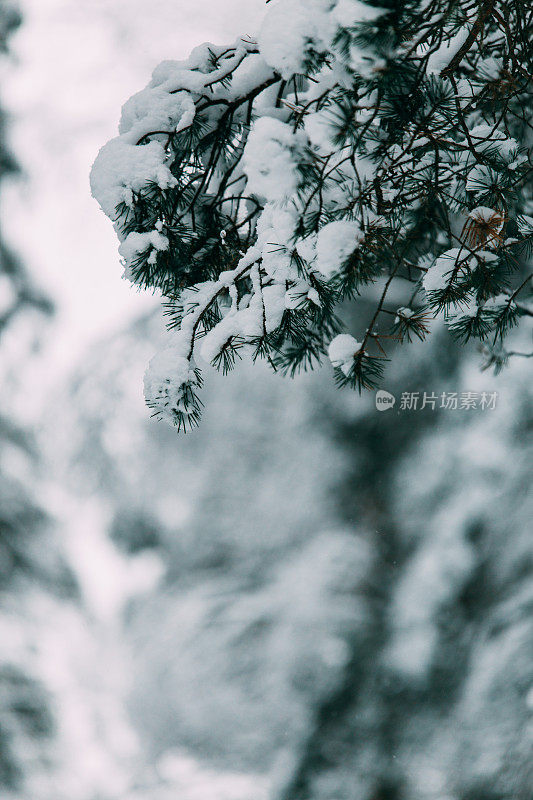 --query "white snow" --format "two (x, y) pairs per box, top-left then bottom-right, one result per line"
(118, 230), (169, 281)
(229, 53), (274, 96)
(256, 204), (299, 281)
(468, 206), (495, 222)
(119, 87), (196, 143)
(148, 58), (209, 94)
(90, 138), (177, 221)
(395, 307), (414, 324)
(445, 294), (478, 324)
(474, 250), (498, 268)
(143, 345), (199, 424)
(285, 279), (316, 309)
(258, 0), (329, 79)
(468, 206), (503, 226)
(328, 333), (361, 375)
(304, 109), (337, 153)
(423, 248), (468, 293)
(243, 117), (304, 203)
(426, 27), (469, 74)
(263, 282), (287, 330)
(333, 0), (384, 26)
(315, 220), (364, 279)
(295, 234), (318, 264)
(466, 207), (505, 246)
(483, 293), (514, 311)
(198, 279), (286, 364)
(468, 124), (518, 162)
